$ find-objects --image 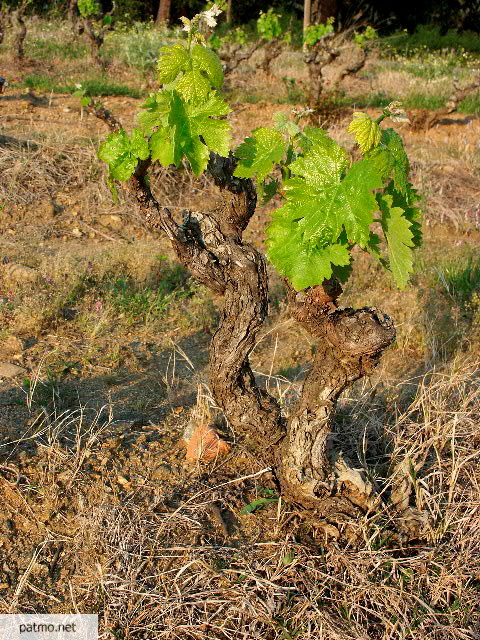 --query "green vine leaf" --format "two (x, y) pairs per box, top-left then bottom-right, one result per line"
(282, 141), (382, 248)
(234, 127), (287, 183)
(191, 43), (224, 89)
(136, 92), (172, 134)
(175, 69), (211, 103)
(378, 193), (415, 289)
(149, 127), (175, 165)
(274, 112), (301, 137)
(381, 129), (410, 194)
(365, 130), (409, 191)
(348, 112), (382, 154)
(98, 128), (148, 181)
(266, 213), (351, 290)
(142, 92), (231, 175)
(157, 43), (191, 85)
